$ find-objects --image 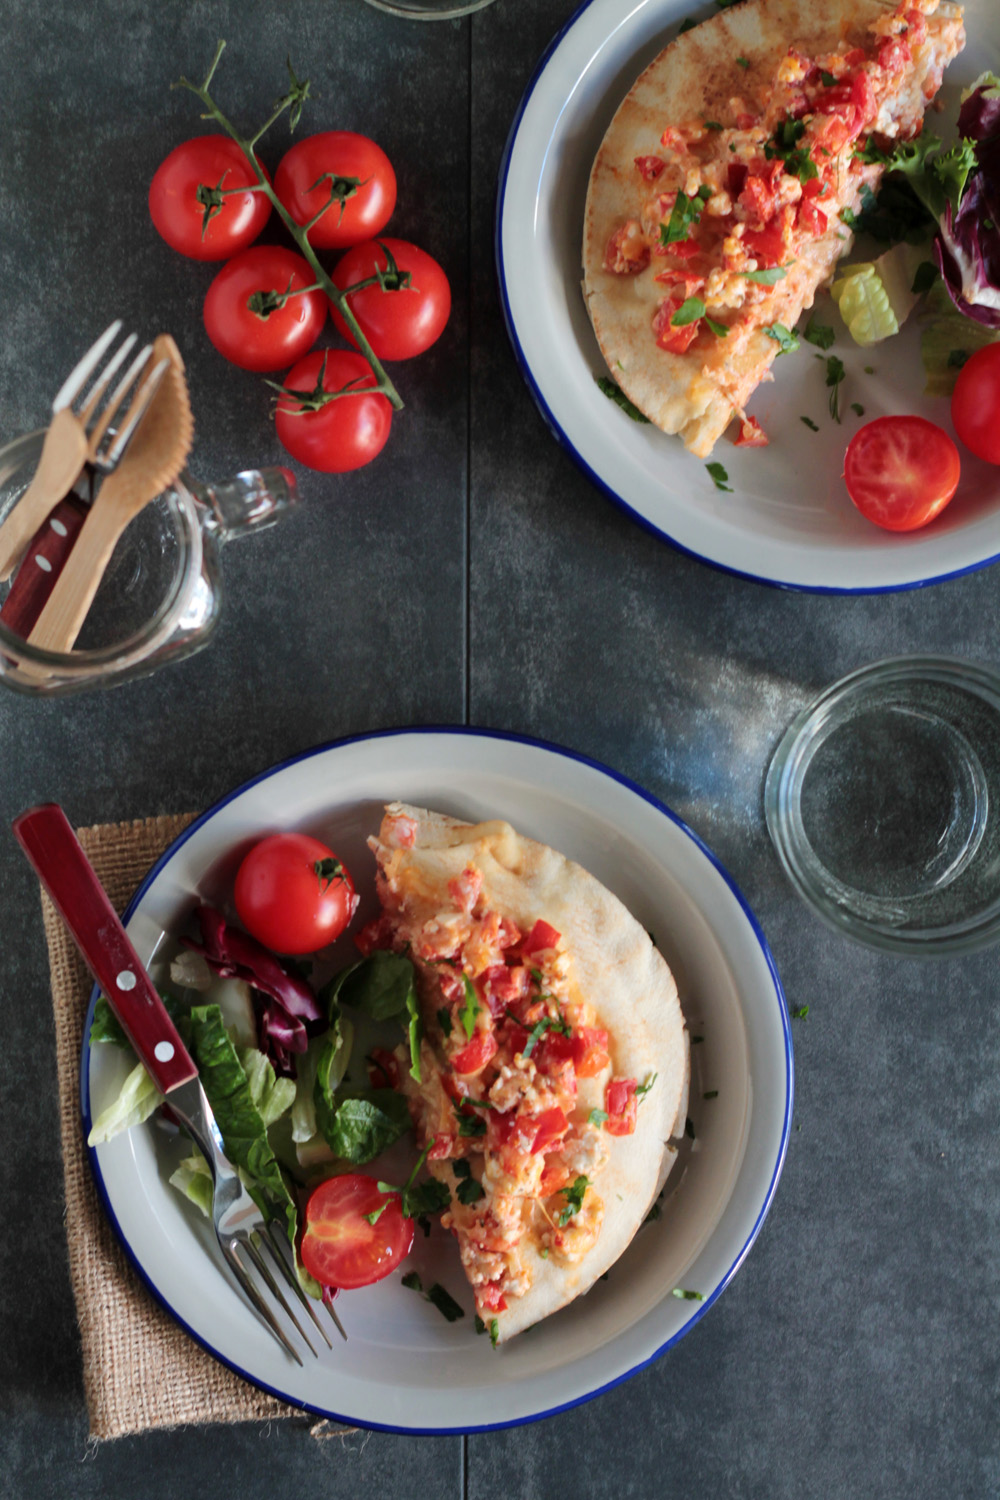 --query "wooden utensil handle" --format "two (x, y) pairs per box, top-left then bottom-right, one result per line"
(12, 803), (197, 1094)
